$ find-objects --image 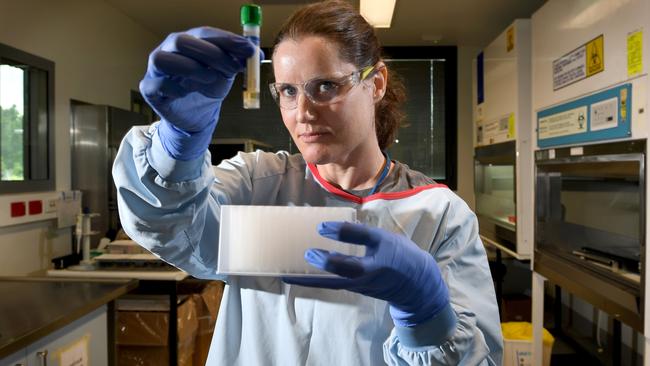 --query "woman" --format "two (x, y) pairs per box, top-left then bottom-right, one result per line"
(113, 1), (502, 365)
